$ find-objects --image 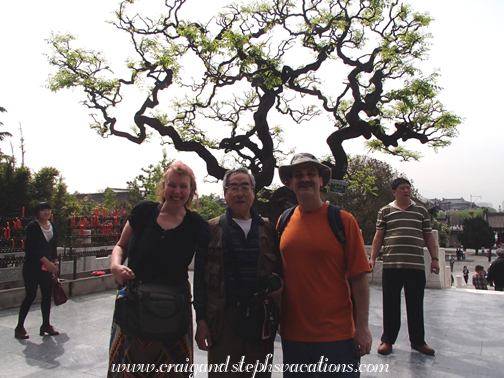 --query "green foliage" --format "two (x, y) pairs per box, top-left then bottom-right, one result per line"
(51, 178), (79, 242)
(321, 155), (413, 244)
(195, 194), (226, 221)
(45, 0), (462, 192)
(0, 106), (13, 158)
(0, 160), (78, 243)
(103, 188), (118, 211)
(432, 219), (450, 246)
(79, 195), (99, 217)
(126, 180), (143, 209)
(444, 208), (494, 225)
(458, 216), (495, 250)
(127, 150), (174, 205)
(32, 167), (60, 205)
(0, 162), (32, 217)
